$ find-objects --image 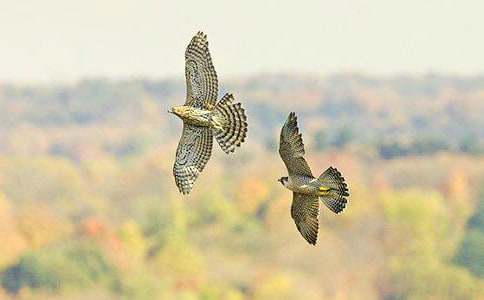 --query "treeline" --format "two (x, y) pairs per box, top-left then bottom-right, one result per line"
(1, 74), (483, 159)
(377, 134), (483, 159)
